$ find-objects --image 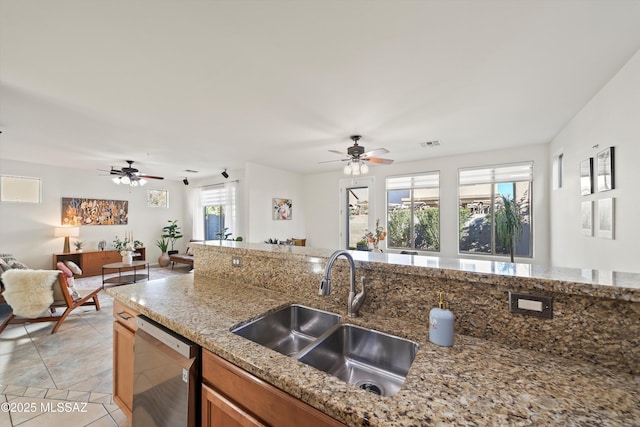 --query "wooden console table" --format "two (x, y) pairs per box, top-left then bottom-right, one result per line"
(53, 248), (146, 278)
